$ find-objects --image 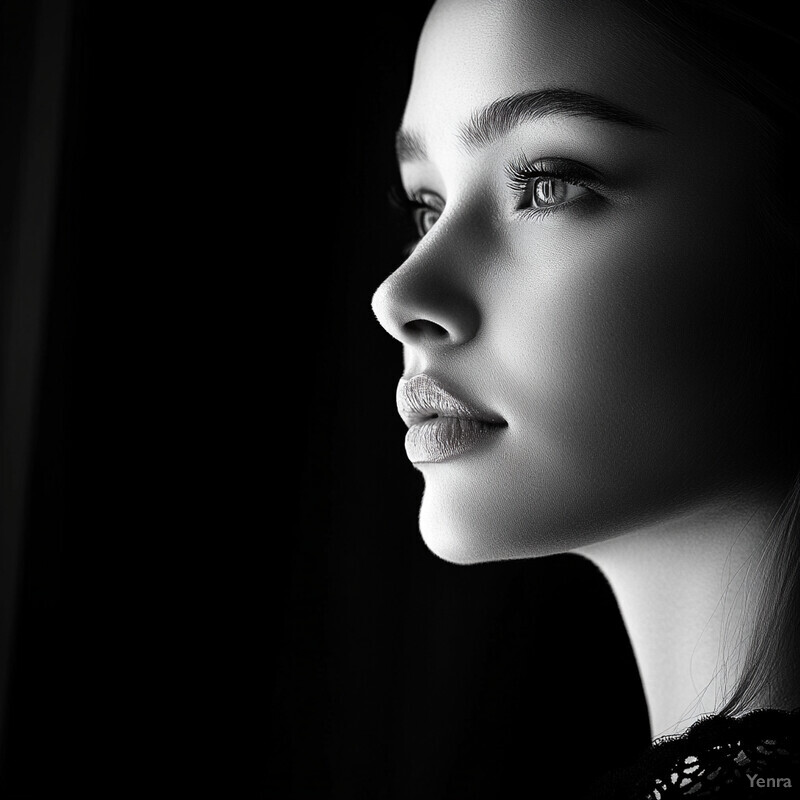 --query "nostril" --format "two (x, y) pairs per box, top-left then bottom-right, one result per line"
(403, 319), (450, 341)
(372, 270), (480, 346)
